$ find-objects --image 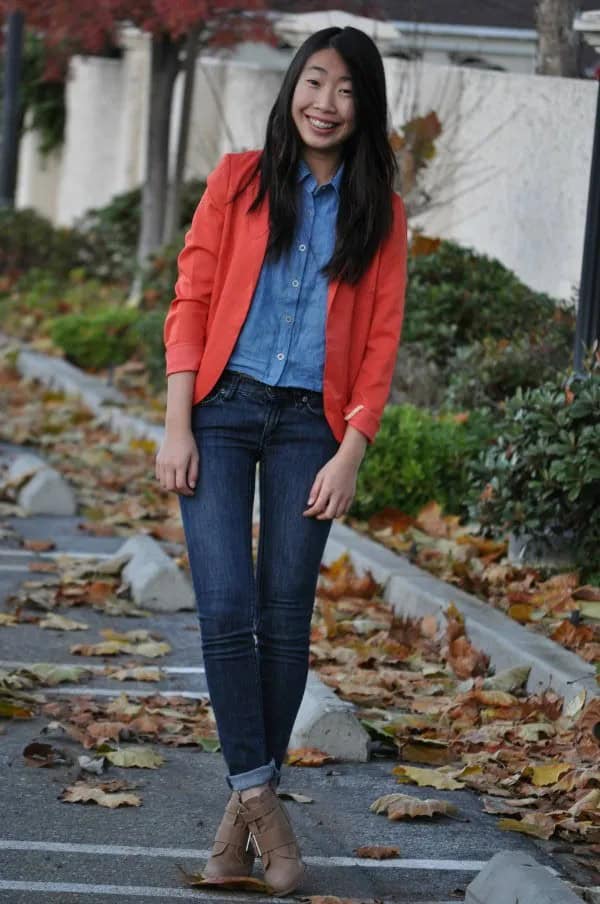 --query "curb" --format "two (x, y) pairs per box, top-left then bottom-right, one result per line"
(465, 851), (582, 904)
(326, 522), (598, 706)
(7, 341), (369, 760)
